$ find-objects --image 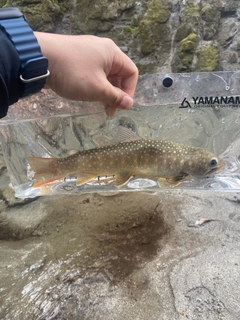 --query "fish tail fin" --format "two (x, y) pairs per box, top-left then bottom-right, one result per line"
(27, 157), (63, 187)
